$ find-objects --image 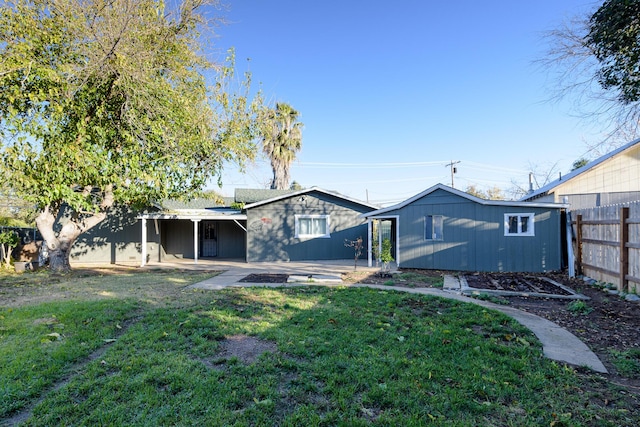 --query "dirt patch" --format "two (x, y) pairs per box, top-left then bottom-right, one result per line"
(238, 273), (289, 284)
(214, 335), (278, 365)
